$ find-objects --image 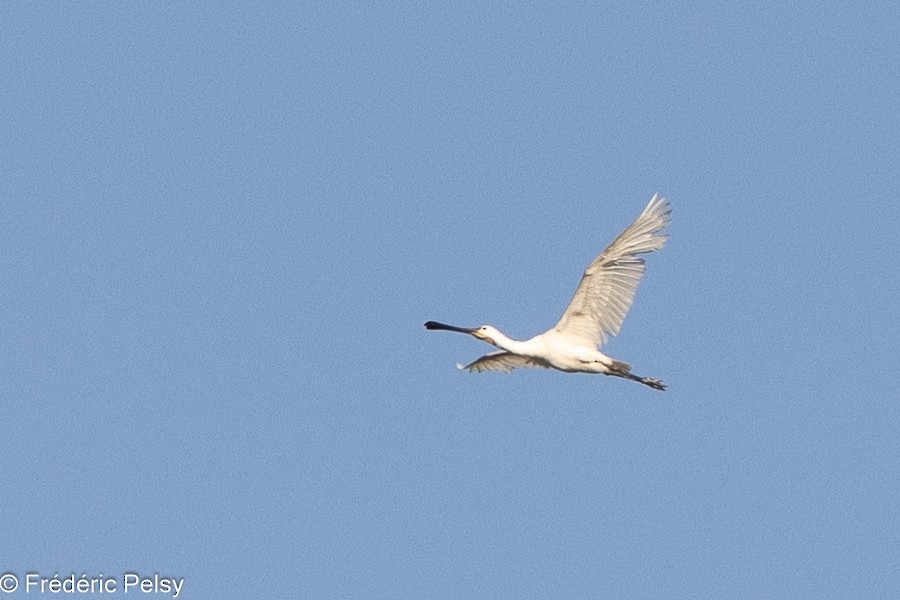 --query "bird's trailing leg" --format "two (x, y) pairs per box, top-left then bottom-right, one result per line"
(608, 366), (666, 391)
